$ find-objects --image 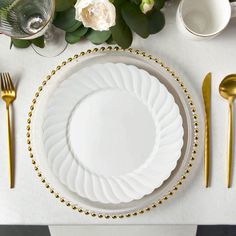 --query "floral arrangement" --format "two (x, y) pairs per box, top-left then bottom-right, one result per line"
(11, 0), (166, 49)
